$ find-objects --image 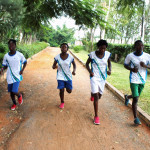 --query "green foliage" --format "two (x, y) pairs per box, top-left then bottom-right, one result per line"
(0, 0), (24, 42)
(0, 42), (49, 68)
(37, 24), (75, 47)
(17, 42), (49, 59)
(82, 39), (97, 52)
(108, 43), (150, 62)
(0, 44), (8, 53)
(73, 45), (84, 53)
(0, 43), (9, 67)
(23, 0), (106, 30)
(107, 44), (133, 62)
